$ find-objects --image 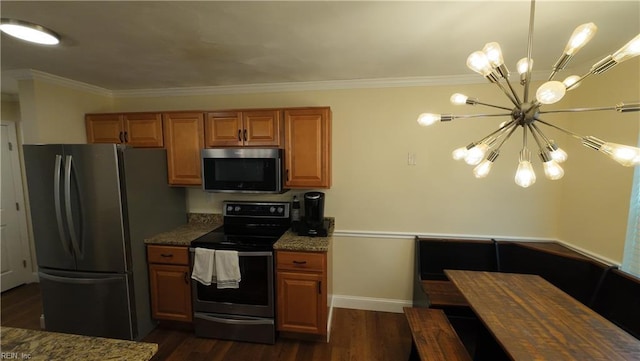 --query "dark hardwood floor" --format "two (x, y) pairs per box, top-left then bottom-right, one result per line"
(1, 283), (412, 360)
